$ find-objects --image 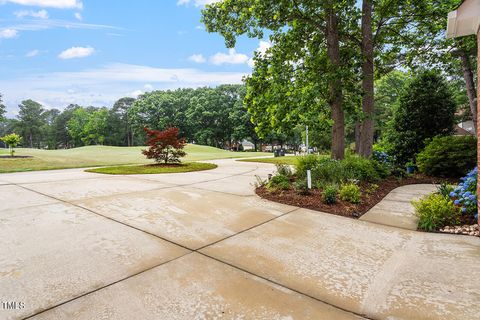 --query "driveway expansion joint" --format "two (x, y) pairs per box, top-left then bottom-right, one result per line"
(4, 161), (478, 320)
(13, 176), (368, 320)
